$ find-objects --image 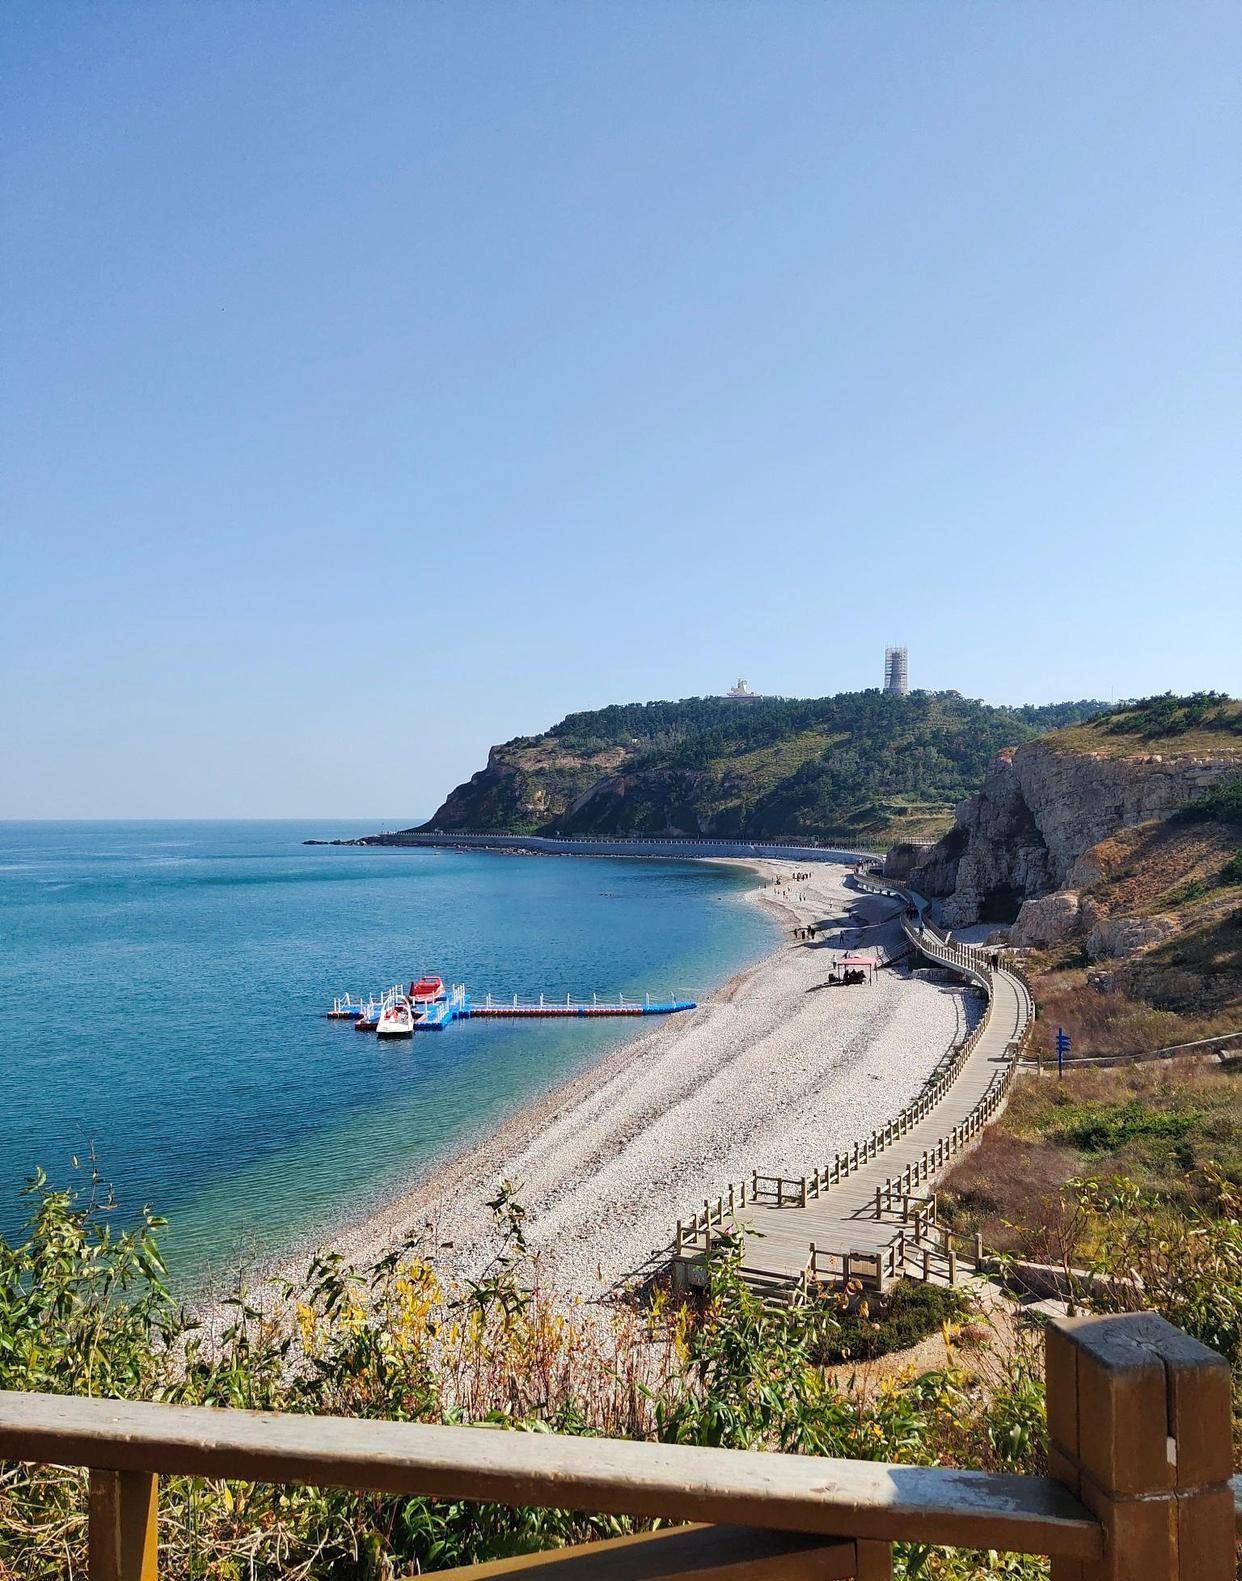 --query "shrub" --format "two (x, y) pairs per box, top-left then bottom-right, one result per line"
(808, 1281), (969, 1365)
(1173, 774), (1242, 829)
(0, 1174), (1055, 1580)
(1047, 1098), (1201, 1153)
(1, 1165), (1237, 1578)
